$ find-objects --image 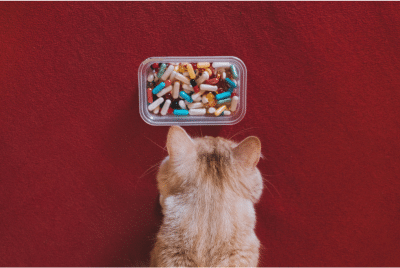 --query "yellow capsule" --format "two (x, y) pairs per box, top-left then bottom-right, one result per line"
(174, 65), (179, 72)
(186, 64), (196, 79)
(178, 64), (186, 73)
(206, 92), (217, 107)
(205, 68), (212, 77)
(215, 105), (227, 116)
(197, 62), (210, 68)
